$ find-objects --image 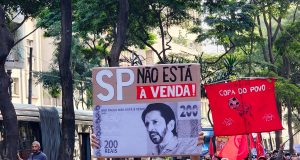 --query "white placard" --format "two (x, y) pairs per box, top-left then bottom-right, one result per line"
(93, 101), (201, 157)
